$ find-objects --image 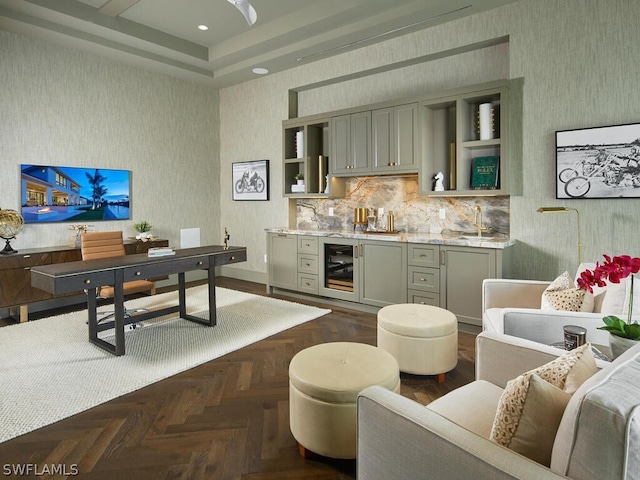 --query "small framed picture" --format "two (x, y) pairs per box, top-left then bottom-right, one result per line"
(232, 160), (269, 201)
(556, 122), (640, 199)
